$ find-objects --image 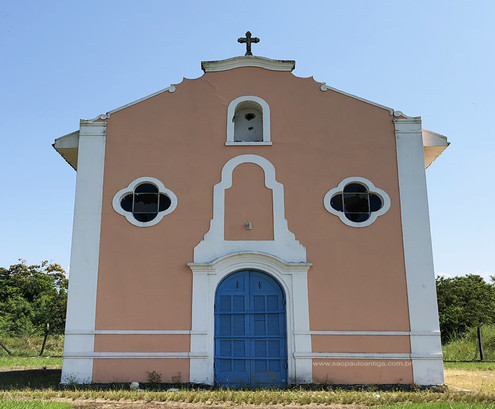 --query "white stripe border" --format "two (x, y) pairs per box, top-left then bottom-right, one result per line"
(296, 352), (442, 360)
(65, 352), (206, 359)
(300, 331), (439, 336)
(66, 330), (438, 336)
